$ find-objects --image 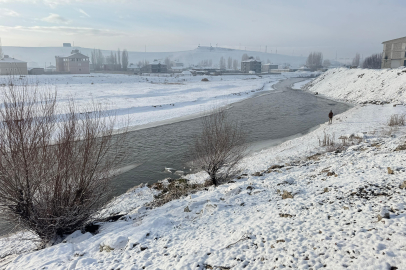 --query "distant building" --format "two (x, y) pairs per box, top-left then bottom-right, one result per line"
(141, 60), (167, 73)
(241, 57), (261, 73)
(0, 55), (28, 75)
(55, 49), (90, 74)
(262, 63), (278, 73)
(28, 68), (45, 75)
(63, 43), (72, 47)
(103, 64), (121, 71)
(45, 65), (56, 73)
(381, 36), (406, 69)
(127, 63), (139, 72)
(173, 60), (184, 67)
